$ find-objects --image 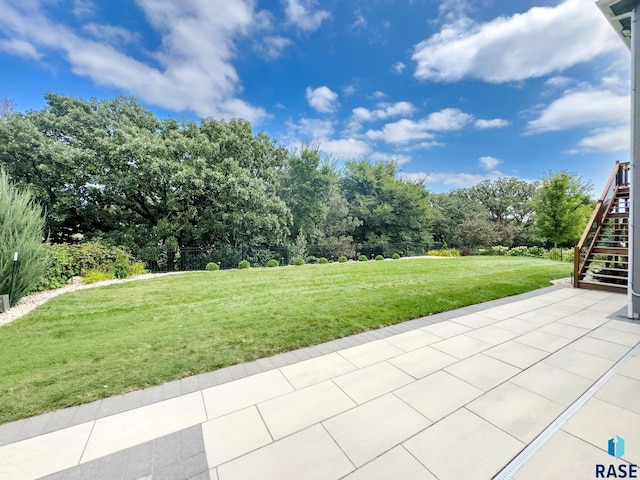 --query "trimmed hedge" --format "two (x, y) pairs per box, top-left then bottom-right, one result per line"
(36, 243), (143, 291)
